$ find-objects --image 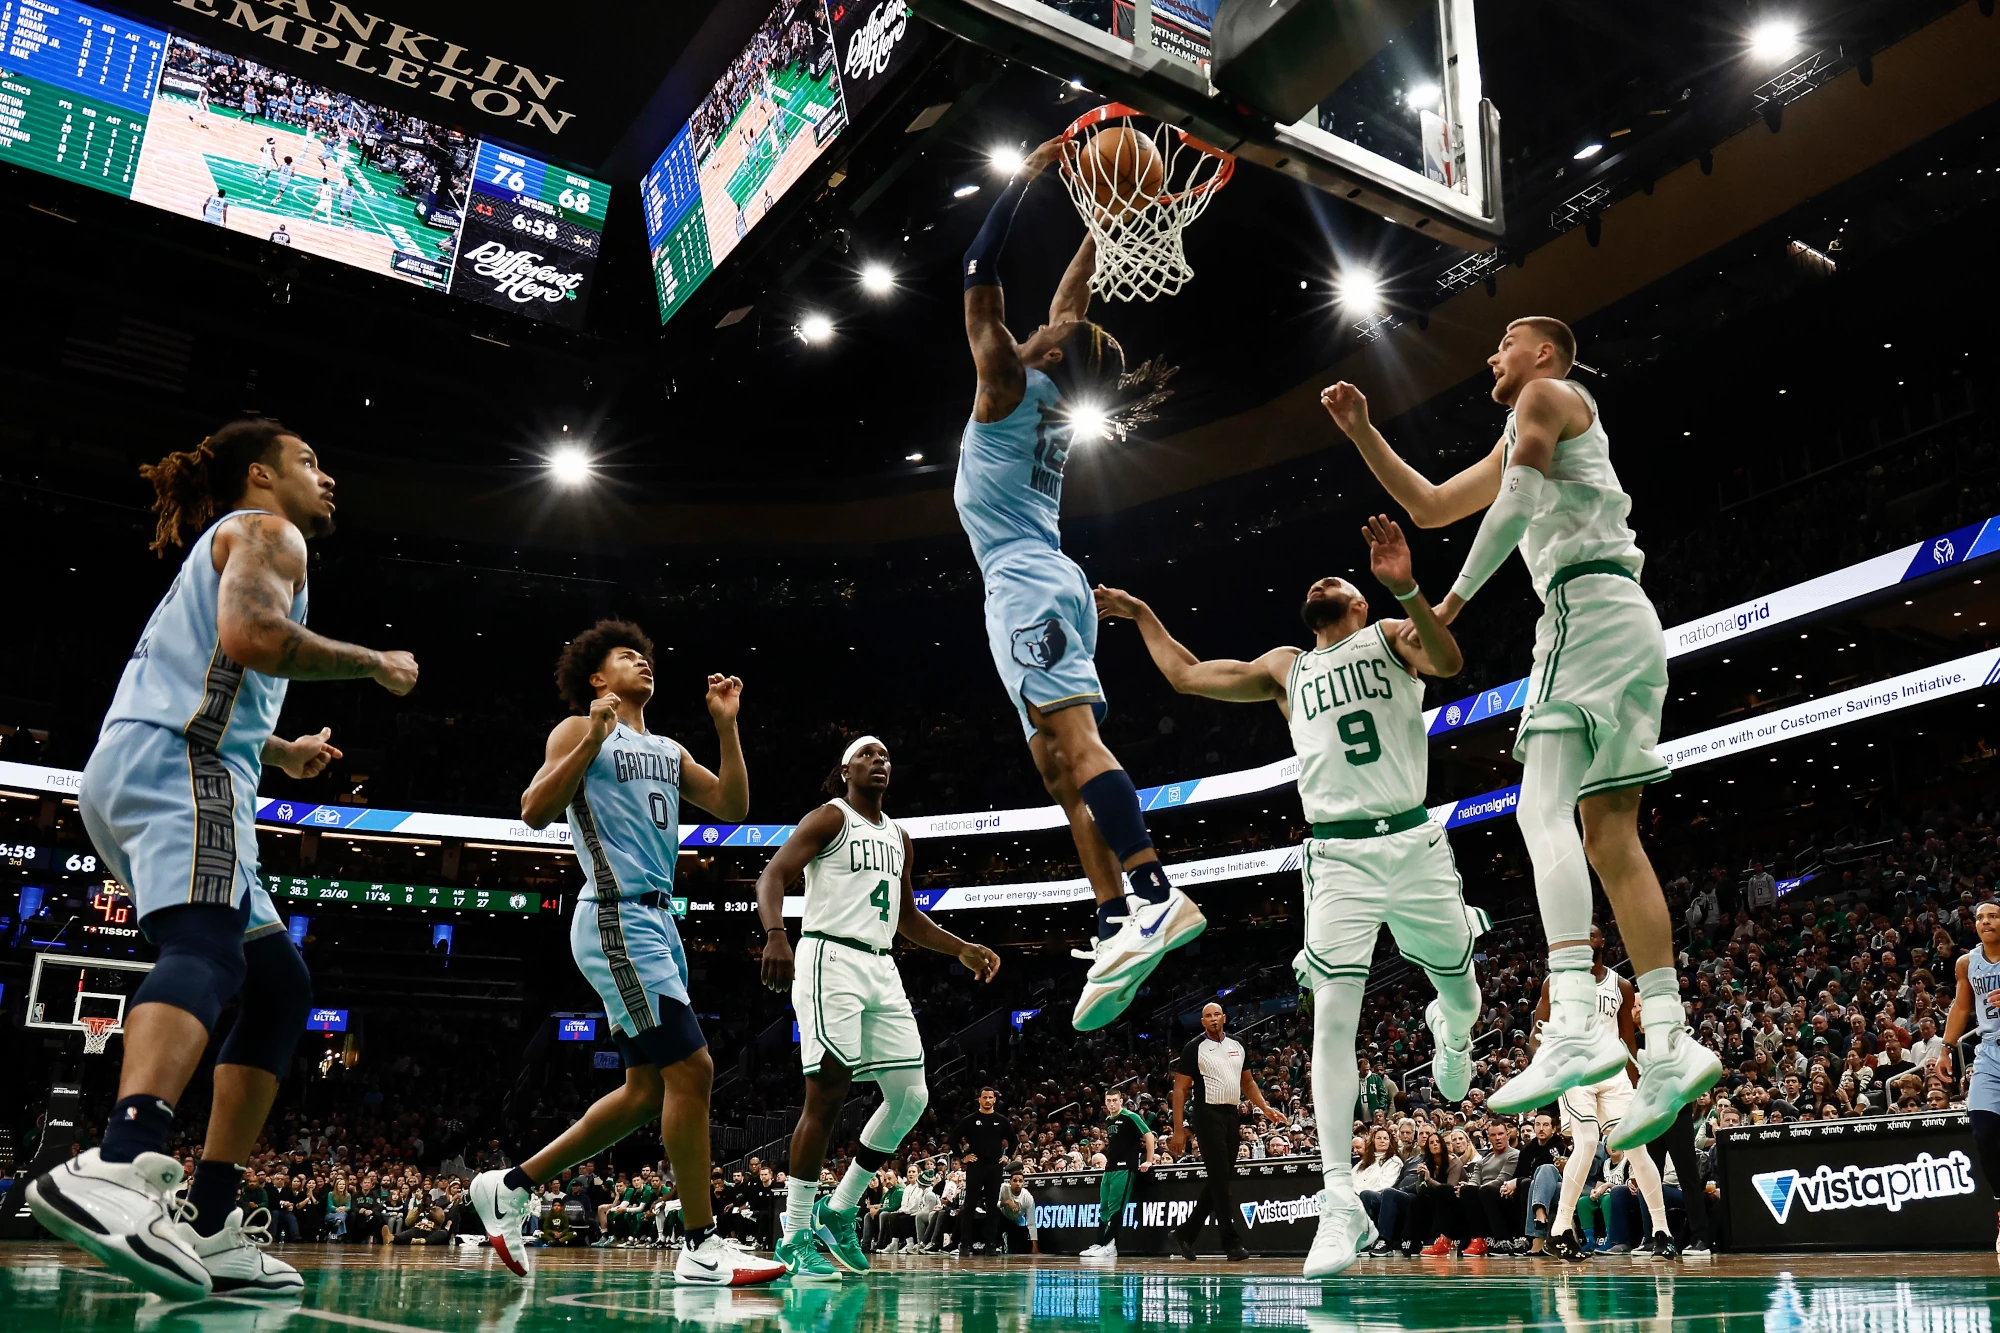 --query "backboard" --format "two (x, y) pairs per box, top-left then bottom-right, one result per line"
(26, 952), (154, 1037)
(911, 0), (1502, 251)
